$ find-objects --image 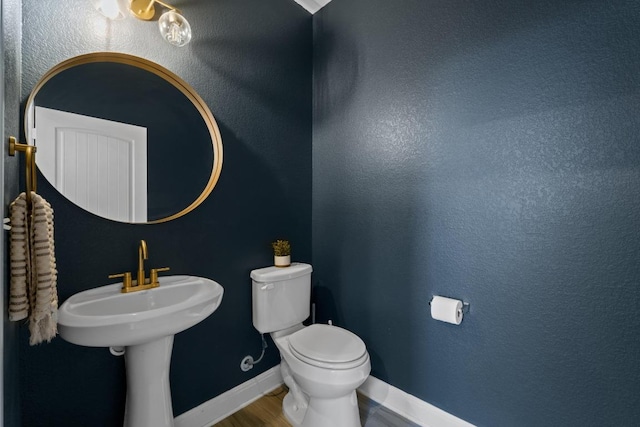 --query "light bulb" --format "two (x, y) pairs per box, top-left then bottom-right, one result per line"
(91, 0), (129, 20)
(158, 10), (192, 47)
